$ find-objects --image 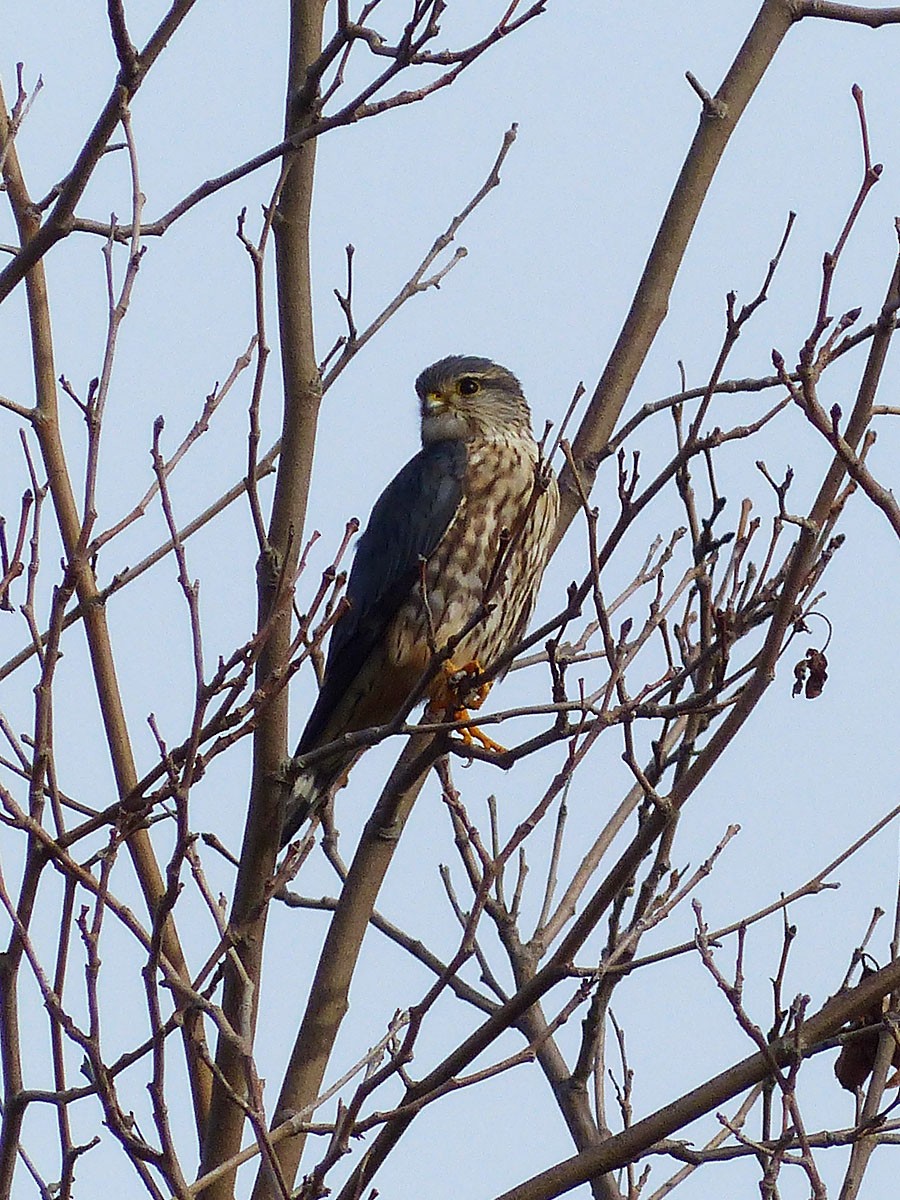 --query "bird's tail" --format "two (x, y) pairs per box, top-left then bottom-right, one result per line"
(279, 768), (318, 847)
(279, 747), (360, 847)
